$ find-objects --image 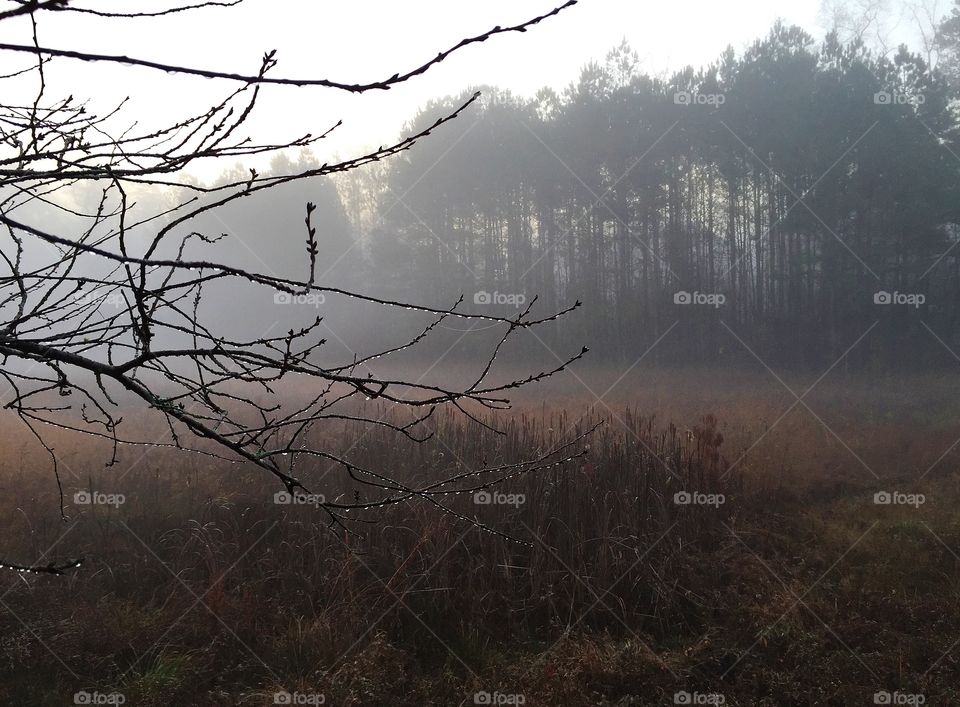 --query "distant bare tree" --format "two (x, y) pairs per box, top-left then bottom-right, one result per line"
(819, 0), (954, 62)
(0, 0), (585, 574)
(819, 0), (898, 53)
(936, 0), (960, 86)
